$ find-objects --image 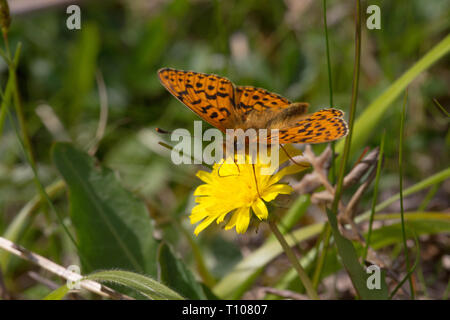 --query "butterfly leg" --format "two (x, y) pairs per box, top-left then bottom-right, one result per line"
(280, 144), (306, 167)
(217, 158), (241, 178)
